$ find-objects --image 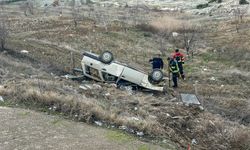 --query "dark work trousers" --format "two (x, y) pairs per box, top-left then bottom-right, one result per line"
(172, 73), (178, 87)
(178, 63), (185, 79)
